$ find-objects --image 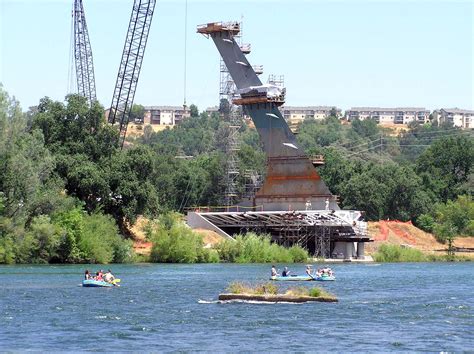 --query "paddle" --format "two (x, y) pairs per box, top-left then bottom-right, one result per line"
(305, 266), (316, 280)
